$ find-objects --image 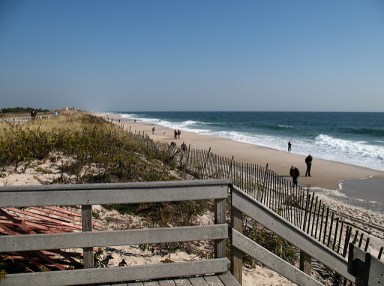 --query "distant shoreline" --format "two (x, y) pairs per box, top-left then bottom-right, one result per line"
(103, 112), (384, 191)
(114, 111), (384, 173)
